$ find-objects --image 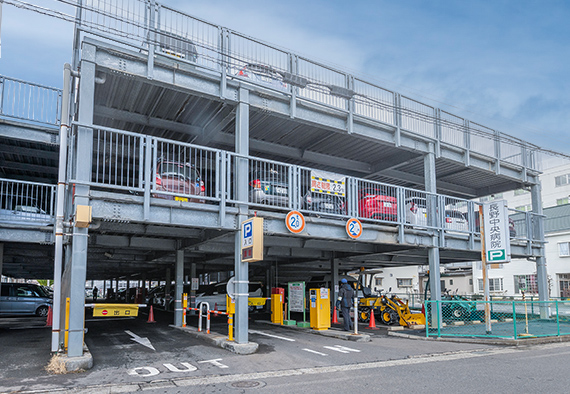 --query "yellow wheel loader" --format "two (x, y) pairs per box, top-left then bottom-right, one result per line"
(356, 269), (425, 327)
